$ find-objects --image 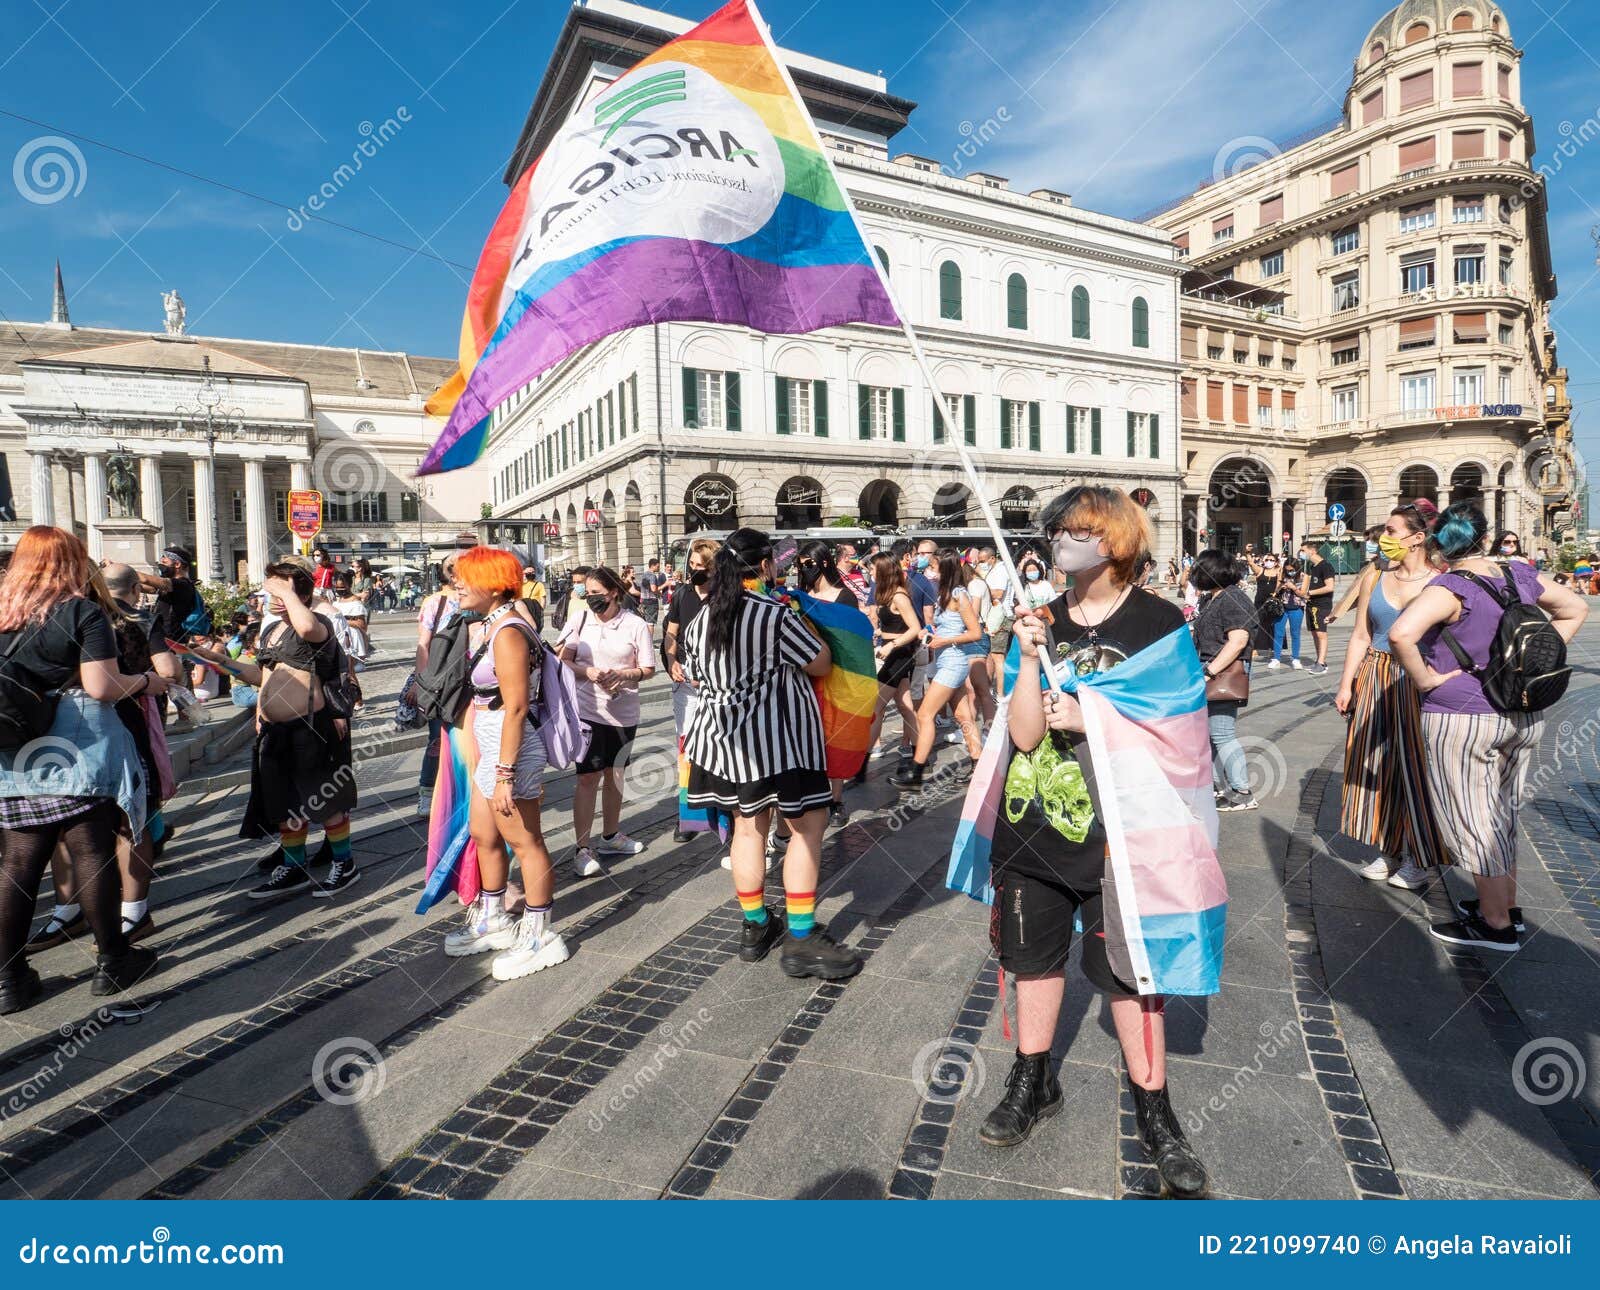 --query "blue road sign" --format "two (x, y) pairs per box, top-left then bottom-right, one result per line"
(1328, 503), (1347, 521)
